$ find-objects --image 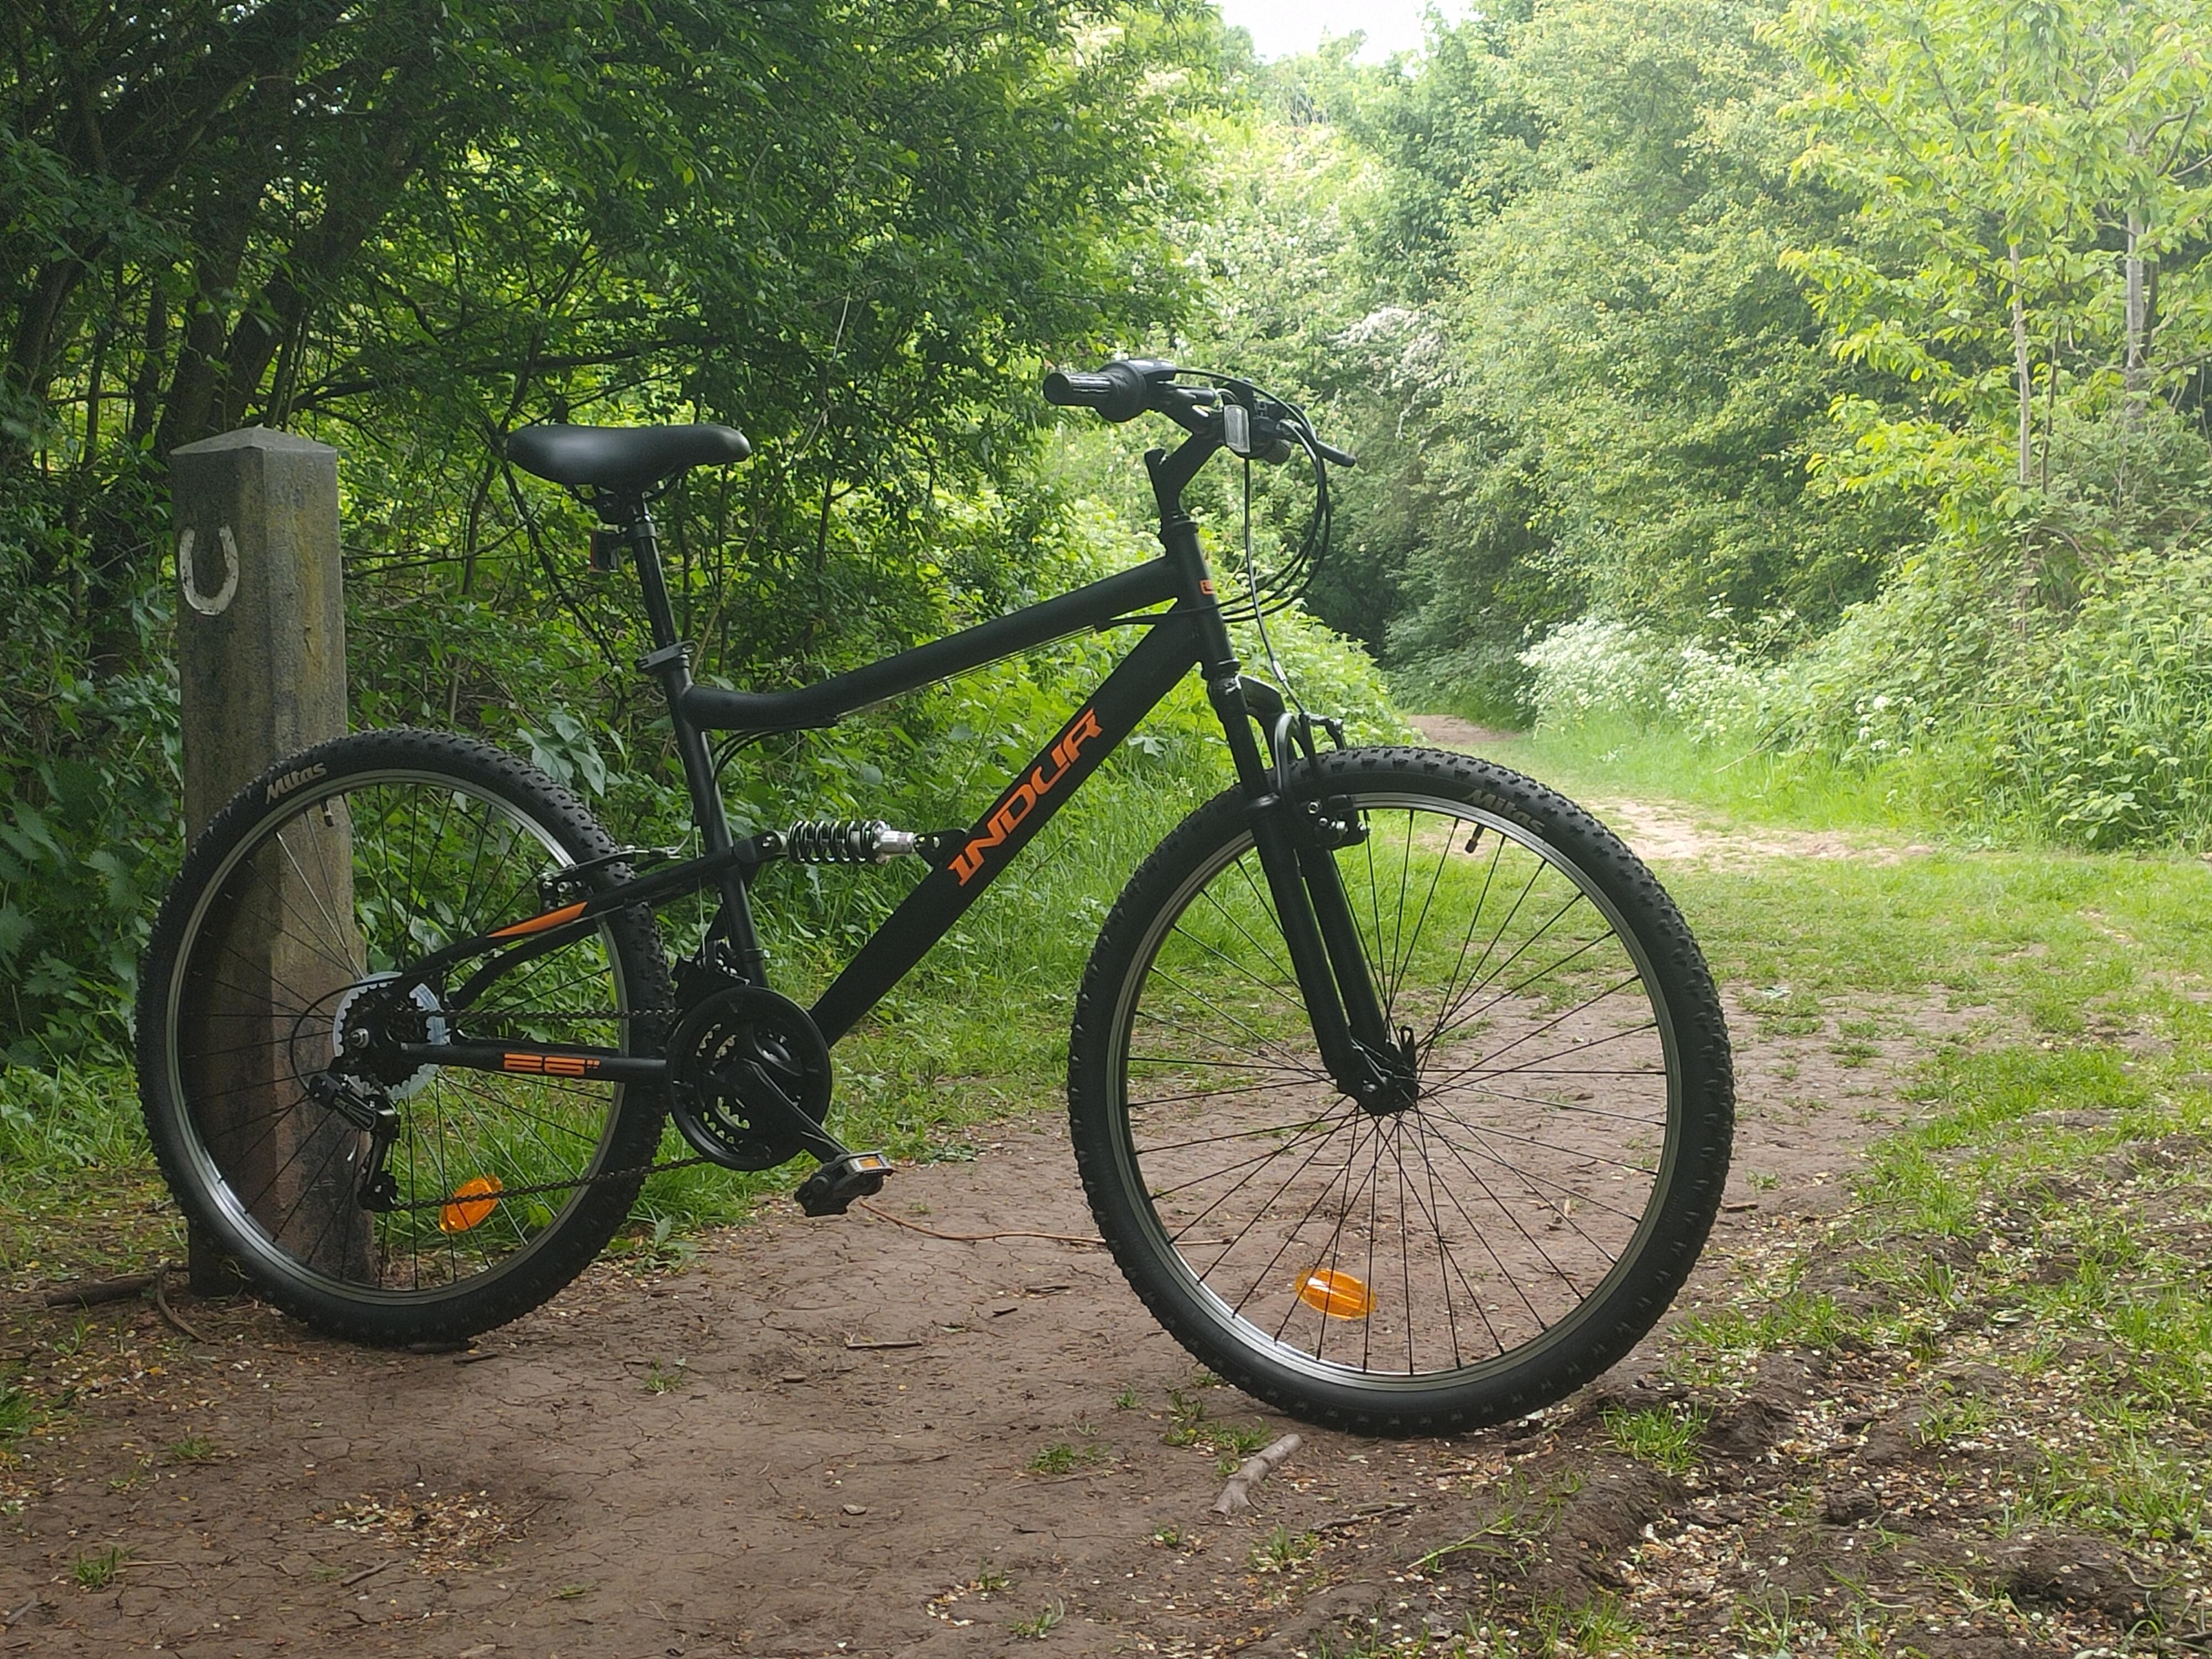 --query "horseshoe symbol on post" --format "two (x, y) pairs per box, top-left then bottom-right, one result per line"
(178, 524), (241, 618)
